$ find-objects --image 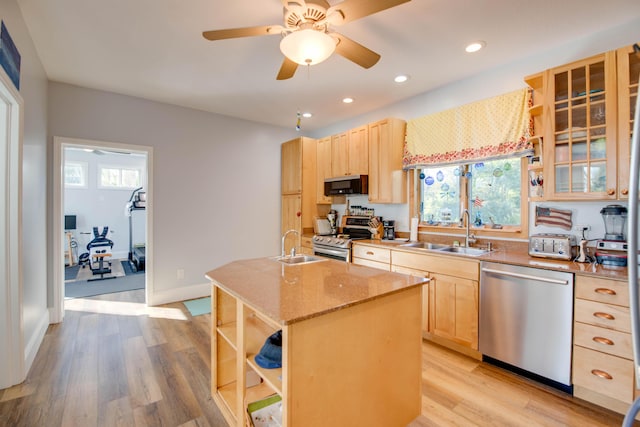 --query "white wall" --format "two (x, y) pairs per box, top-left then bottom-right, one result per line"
(49, 83), (298, 304)
(0, 0), (50, 384)
(64, 149), (147, 259)
(311, 17), (640, 243)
